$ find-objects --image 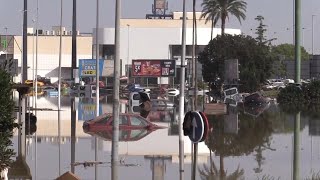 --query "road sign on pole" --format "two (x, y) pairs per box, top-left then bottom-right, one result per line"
(189, 111), (204, 143)
(199, 111), (209, 142)
(183, 111), (209, 143)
